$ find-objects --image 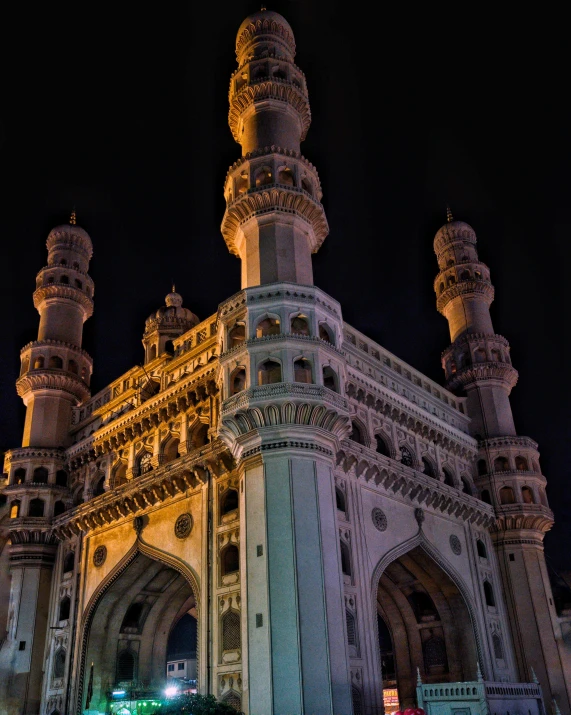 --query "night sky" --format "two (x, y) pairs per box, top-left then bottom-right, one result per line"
(1, 3), (569, 569)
